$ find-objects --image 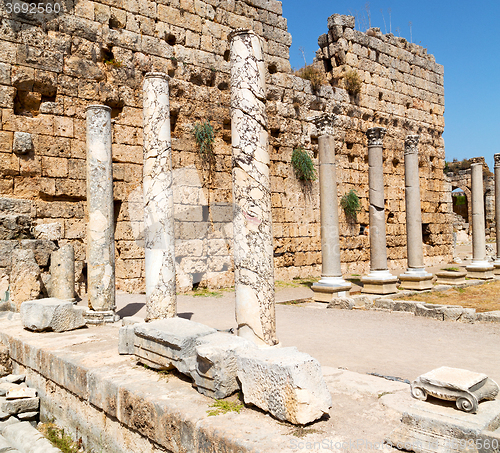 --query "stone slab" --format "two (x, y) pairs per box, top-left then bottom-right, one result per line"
(2, 421), (62, 453)
(386, 396), (500, 453)
(191, 332), (257, 399)
(20, 299), (86, 333)
(236, 347), (332, 425)
(415, 304), (476, 323)
(0, 397), (39, 415)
